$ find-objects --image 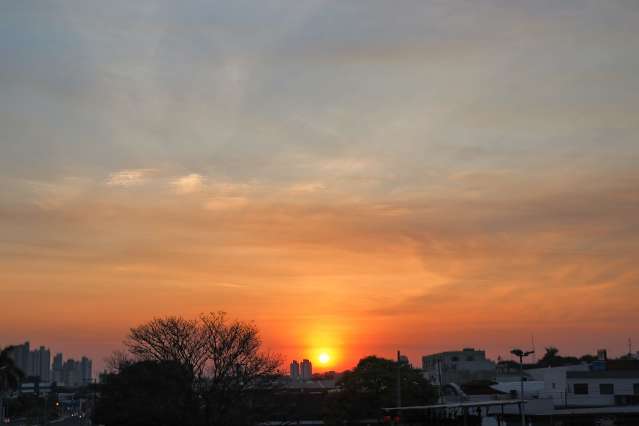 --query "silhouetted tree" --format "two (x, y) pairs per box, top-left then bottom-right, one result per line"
(94, 360), (199, 426)
(0, 346), (24, 392)
(579, 354), (597, 363)
(199, 312), (281, 426)
(104, 350), (134, 373)
(109, 312), (281, 426)
(126, 316), (208, 378)
(0, 346), (25, 420)
(324, 356), (436, 425)
(540, 346), (563, 365)
(536, 347), (580, 367)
